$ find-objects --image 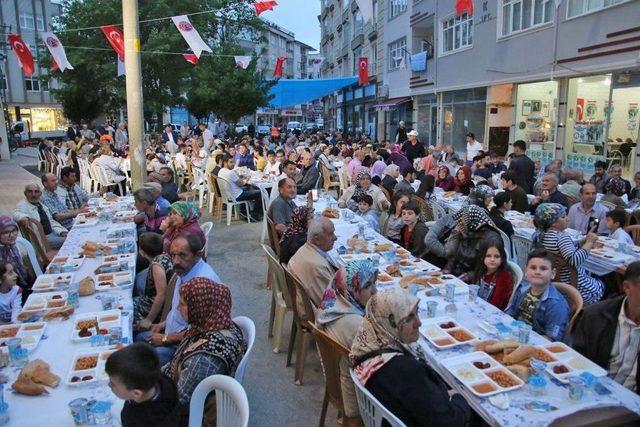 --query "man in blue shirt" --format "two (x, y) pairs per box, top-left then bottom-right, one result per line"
(236, 144), (255, 170)
(40, 172), (88, 230)
(137, 233), (221, 365)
